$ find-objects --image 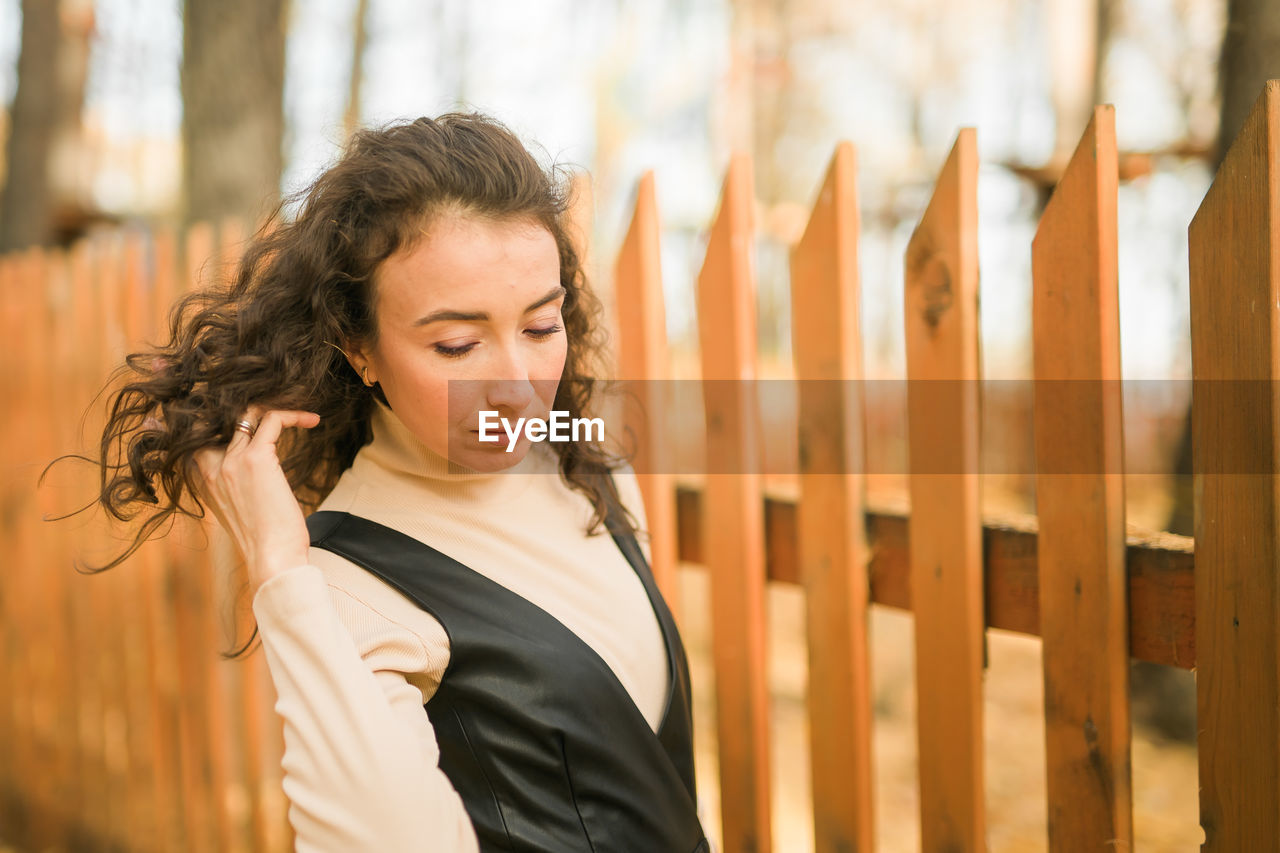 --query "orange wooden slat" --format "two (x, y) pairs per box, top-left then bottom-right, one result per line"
(4, 251), (43, 847)
(60, 240), (96, 847)
(218, 217), (262, 853)
(41, 249), (86, 850)
(98, 230), (154, 853)
(32, 246), (77, 850)
(902, 128), (986, 852)
(789, 141), (875, 853)
(174, 220), (225, 853)
(1188, 79), (1280, 852)
(0, 255), (18, 834)
(1031, 105), (1134, 850)
(87, 234), (135, 851)
(99, 234), (143, 852)
(143, 224), (191, 851)
(696, 153), (772, 853)
(61, 236), (113, 847)
(118, 228), (172, 853)
(613, 171), (681, 611)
